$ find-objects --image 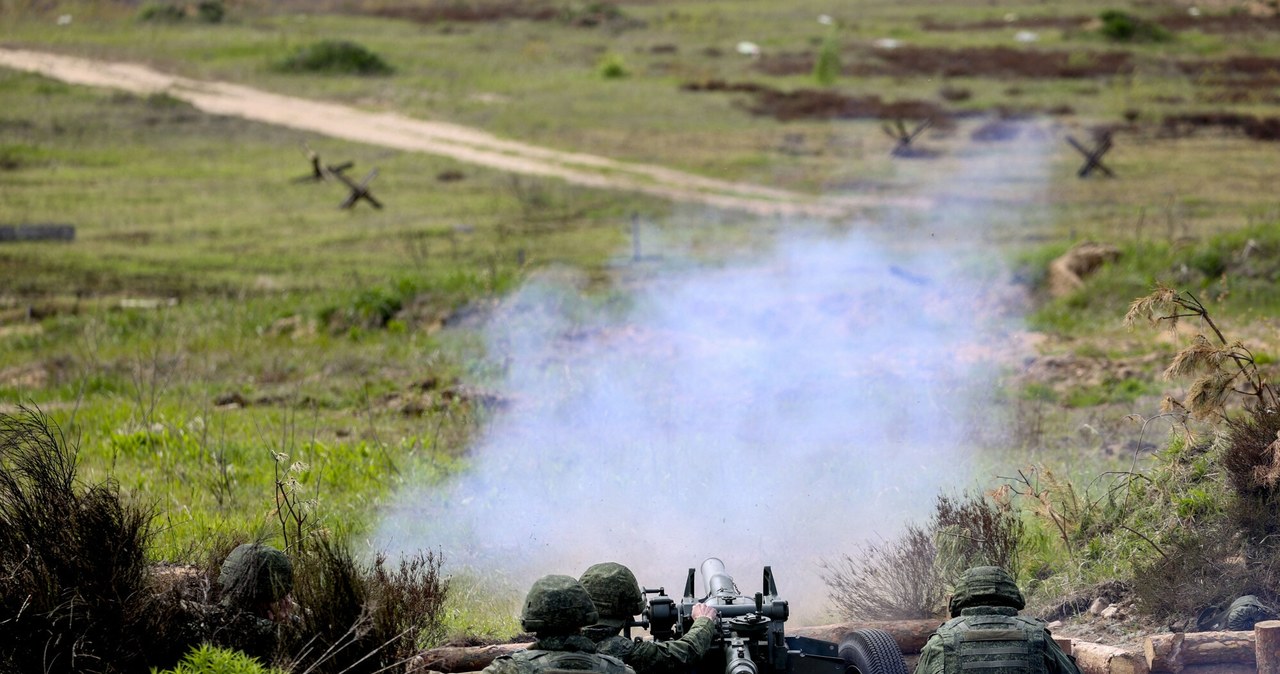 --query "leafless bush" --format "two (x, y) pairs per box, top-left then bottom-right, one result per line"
(0, 407), (181, 673)
(821, 523), (946, 620)
(282, 538), (449, 673)
(933, 491), (1024, 583)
